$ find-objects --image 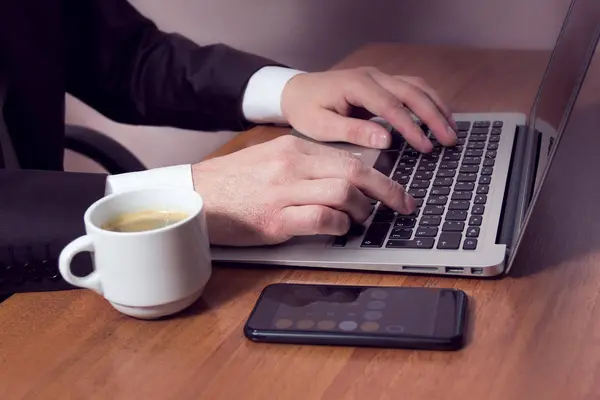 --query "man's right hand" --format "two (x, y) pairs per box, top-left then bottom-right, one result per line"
(191, 135), (415, 246)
